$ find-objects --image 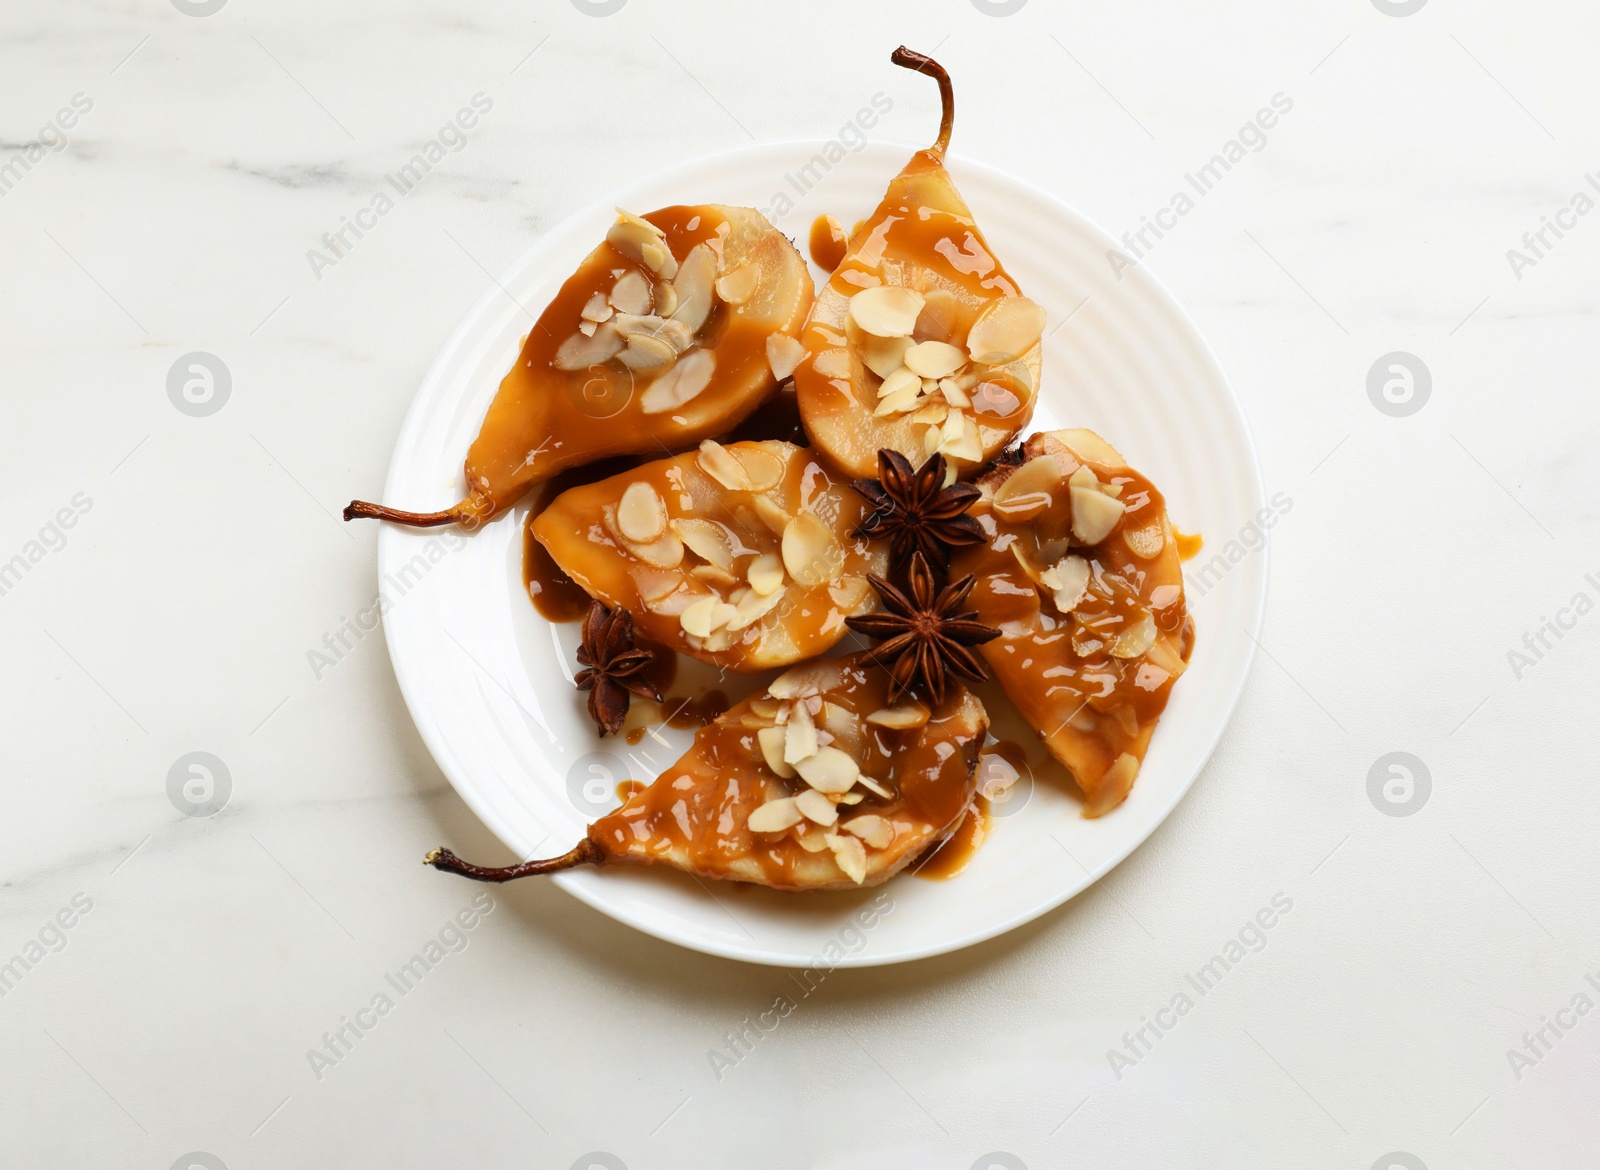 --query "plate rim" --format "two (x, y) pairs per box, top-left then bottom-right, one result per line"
(376, 138), (1269, 967)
